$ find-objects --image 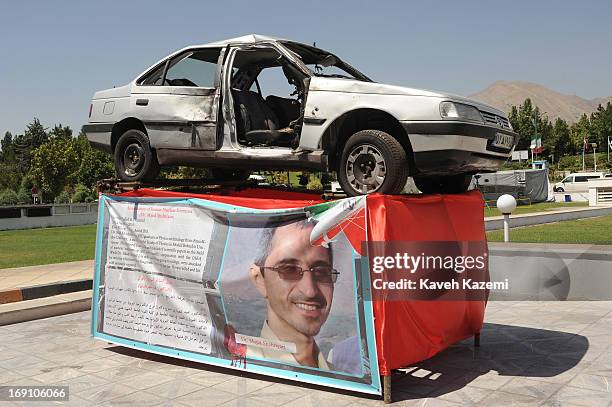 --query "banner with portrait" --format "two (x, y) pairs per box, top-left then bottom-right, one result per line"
(91, 192), (381, 395)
